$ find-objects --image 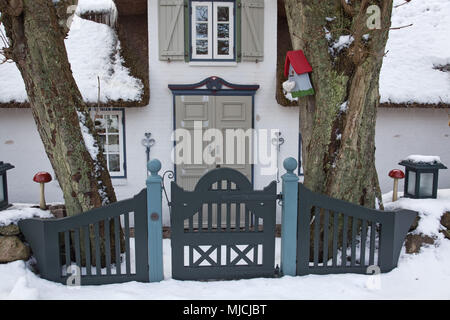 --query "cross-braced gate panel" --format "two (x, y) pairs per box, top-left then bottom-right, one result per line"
(171, 168), (277, 281)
